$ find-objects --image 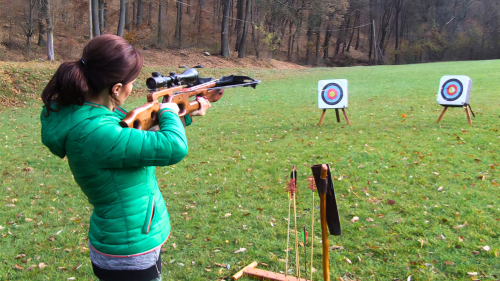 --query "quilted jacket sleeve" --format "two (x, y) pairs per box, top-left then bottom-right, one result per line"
(81, 109), (188, 168)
